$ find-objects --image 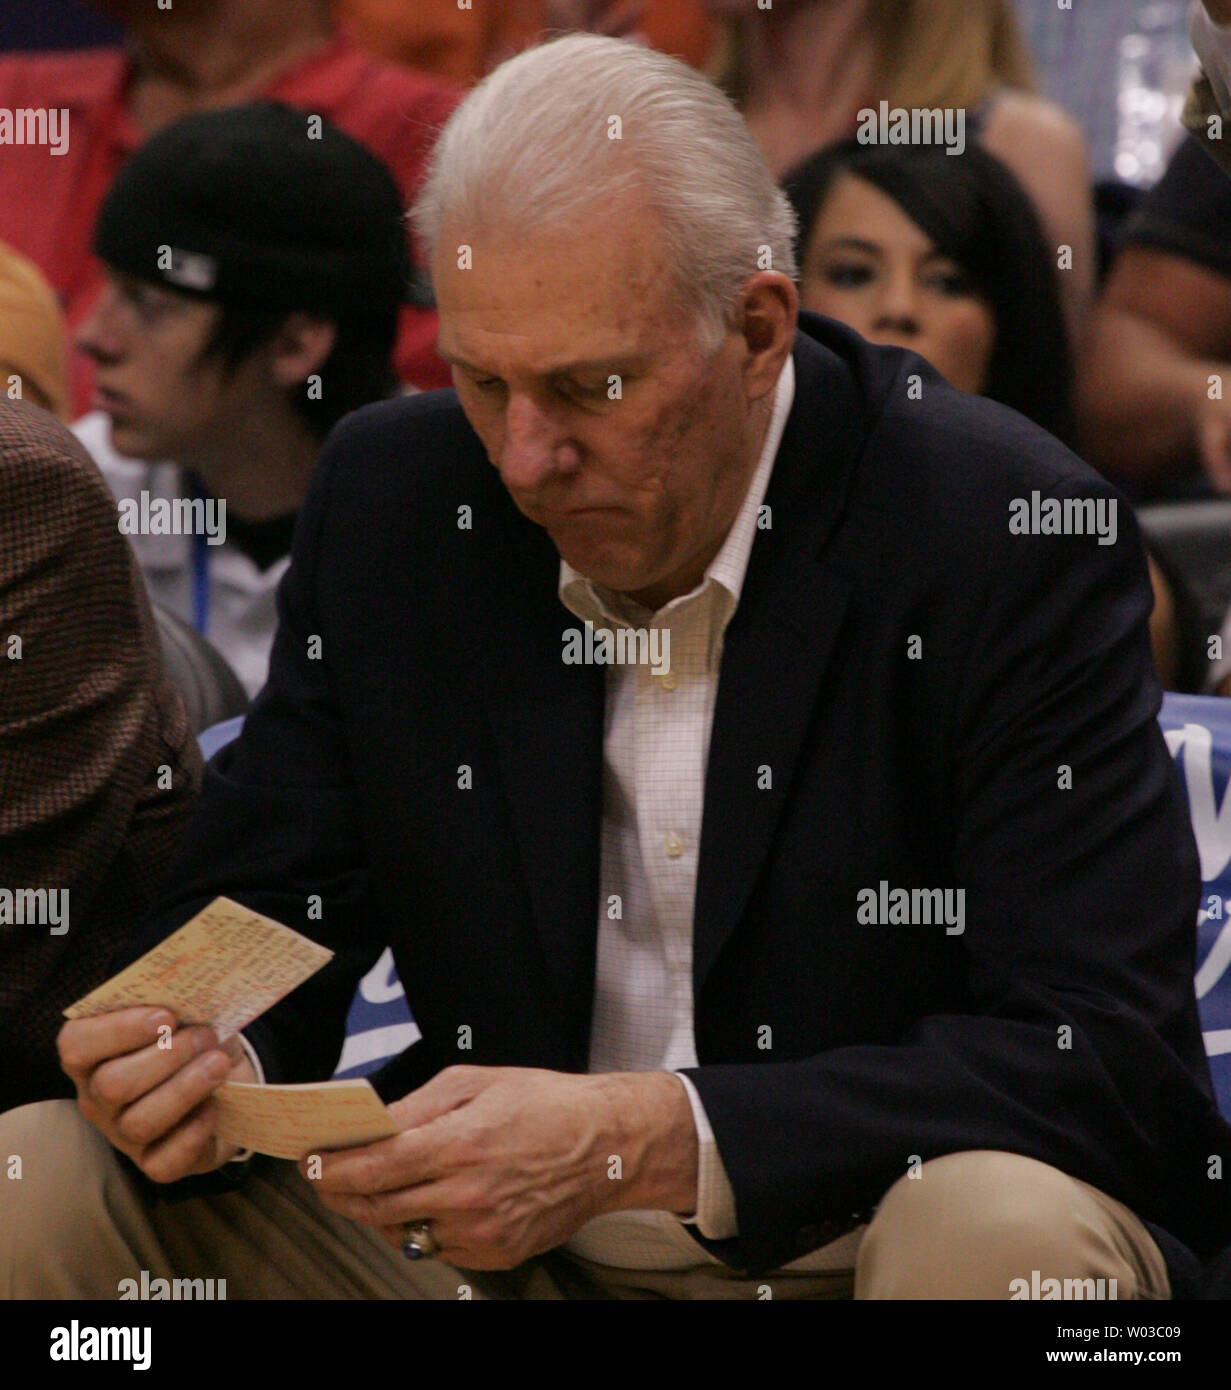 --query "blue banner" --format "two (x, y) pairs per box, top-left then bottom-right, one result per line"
(1160, 694), (1231, 1118)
